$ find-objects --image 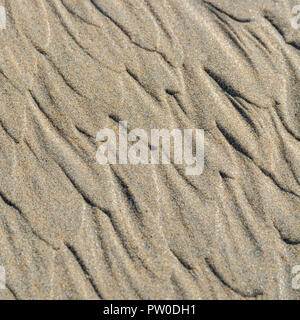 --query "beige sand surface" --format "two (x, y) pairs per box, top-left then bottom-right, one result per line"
(0, 0), (299, 299)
